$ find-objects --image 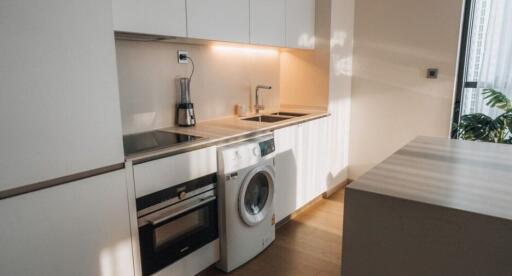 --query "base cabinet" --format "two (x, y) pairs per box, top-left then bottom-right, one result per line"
(0, 170), (134, 276)
(274, 124), (300, 222)
(274, 117), (329, 222)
